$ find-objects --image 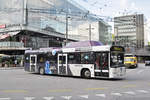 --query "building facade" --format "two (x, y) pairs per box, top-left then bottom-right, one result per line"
(114, 14), (144, 50)
(99, 21), (112, 45)
(144, 19), (150, 46)
(0, 0), (111, 54)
